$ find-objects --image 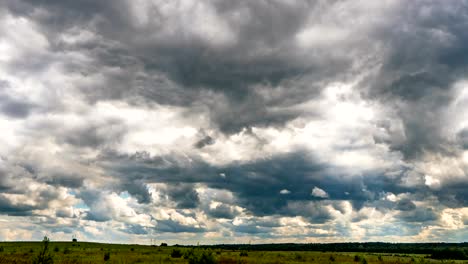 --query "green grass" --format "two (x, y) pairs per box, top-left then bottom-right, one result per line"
(0, 242), (466, 263)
